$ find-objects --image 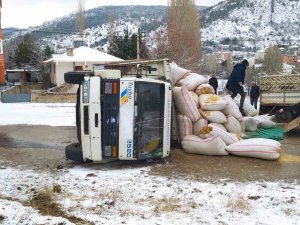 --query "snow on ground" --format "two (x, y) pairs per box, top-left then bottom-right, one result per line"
(0, 103), (76, 126)
(0, 166), (299, 225)
(0, 103), (299, 224)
